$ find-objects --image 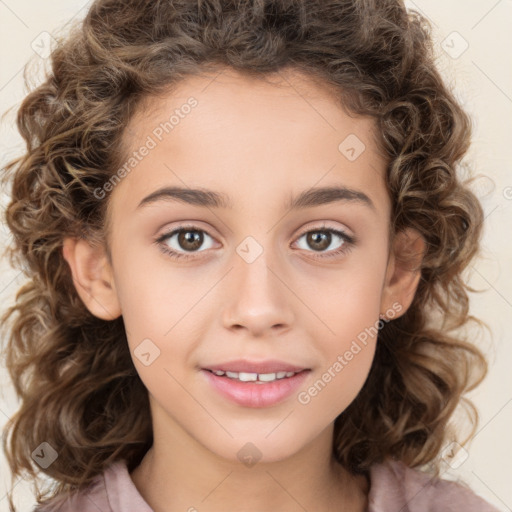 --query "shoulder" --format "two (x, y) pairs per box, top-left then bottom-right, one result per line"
(367, 458), (500, 512)
(32, 461), (136, 512)
(31, 459), (150, 512)
(31, 471), (111, 512)
(31, 469), (112, 512)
